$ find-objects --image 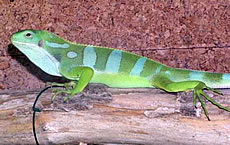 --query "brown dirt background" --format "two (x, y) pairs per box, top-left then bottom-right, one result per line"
(0, 0), (229, 90)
